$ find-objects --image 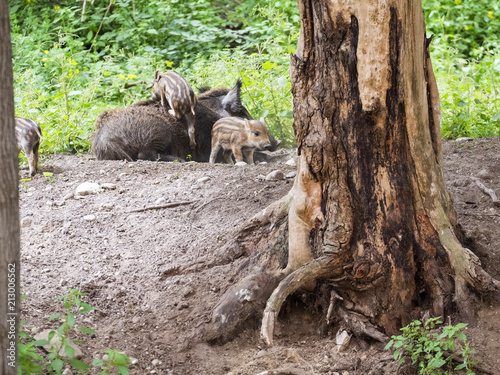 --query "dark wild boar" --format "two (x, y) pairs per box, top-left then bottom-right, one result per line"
(209, 117), (271, 165)
(152, 70), (197, 148)
(15, 117), (42, 176)
(92, 80), (254, 162)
